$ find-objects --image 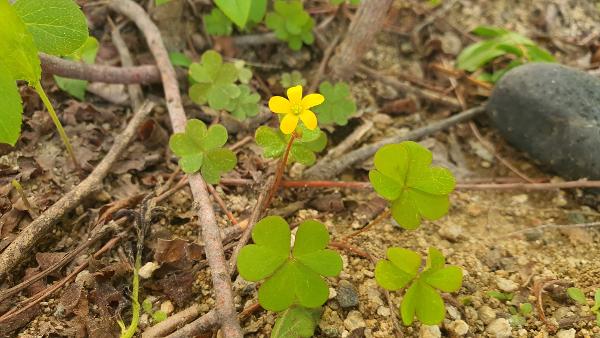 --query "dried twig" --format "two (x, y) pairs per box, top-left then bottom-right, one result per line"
(308, 33), (342, 92)
(0, 101), (155, 281)
(109, 18), (144, 110)
(107, 1), (242, 336)
(533, 279), (572, 333)
(304, 105), (484, 179)
(330, 0), (393, 78)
